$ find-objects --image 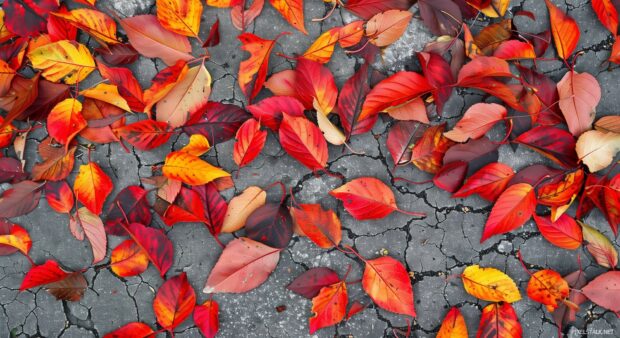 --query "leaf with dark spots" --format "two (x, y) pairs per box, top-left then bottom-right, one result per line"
(105, 186), (152, 236)
(184, 102), (251, 145)
(245, 203), (293, 249)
